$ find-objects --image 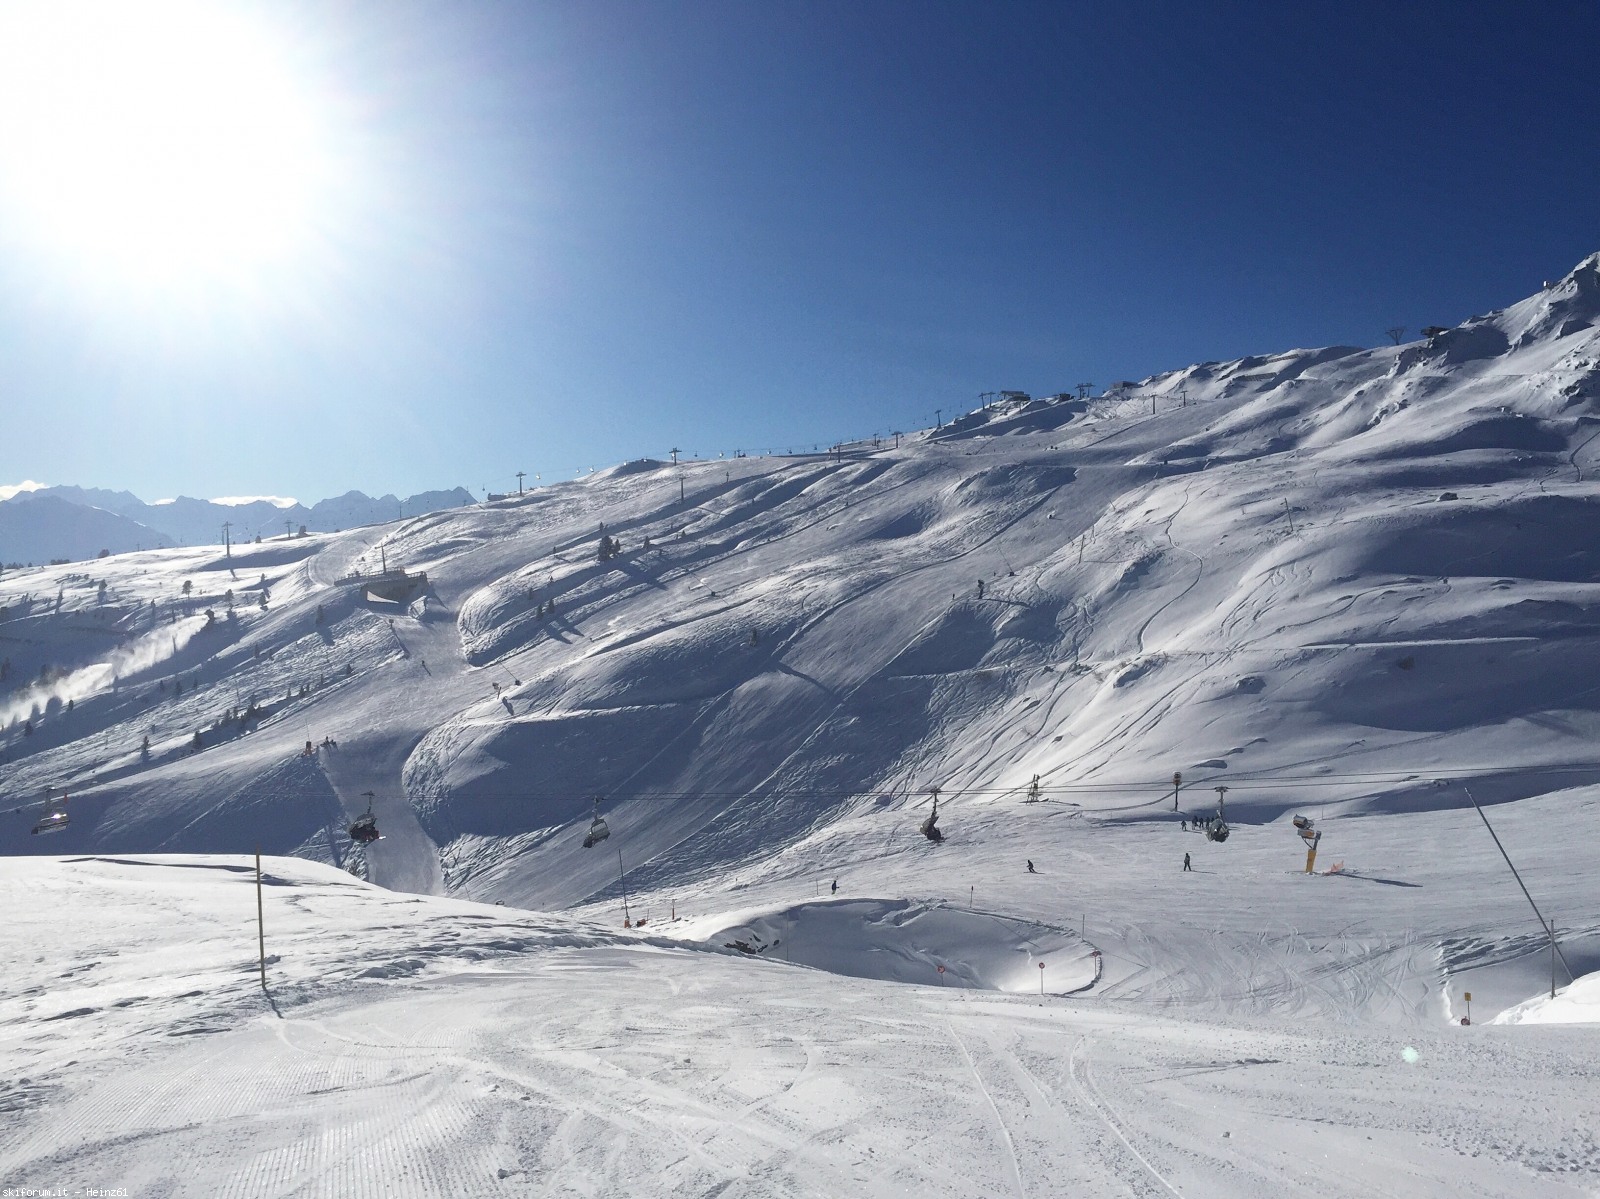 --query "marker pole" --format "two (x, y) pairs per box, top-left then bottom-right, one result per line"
(618, 845), (631, 927)
(256, 848), (266, 990)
